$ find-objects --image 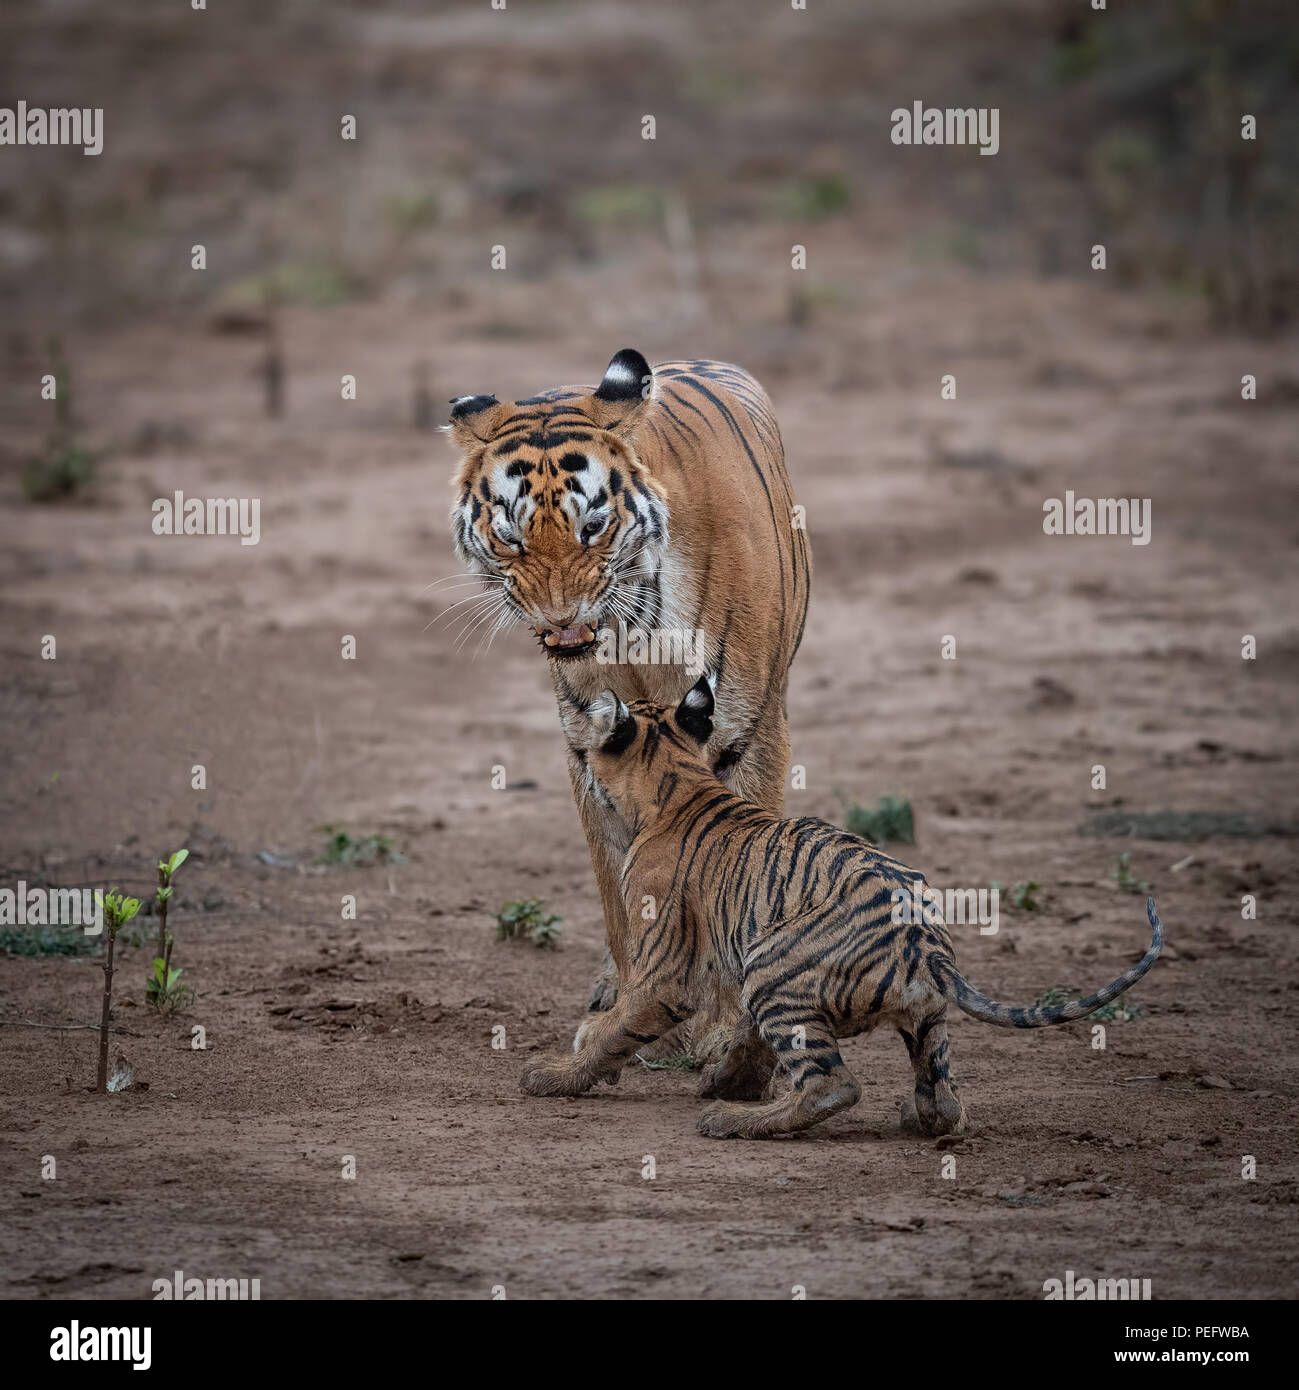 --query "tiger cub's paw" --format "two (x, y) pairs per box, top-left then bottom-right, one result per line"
(520, 1059), (594, 1098)
(899, 1097), (924, 1134)
(900, 1094), (968, 1137)
(695, 1101), (749, 1140)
